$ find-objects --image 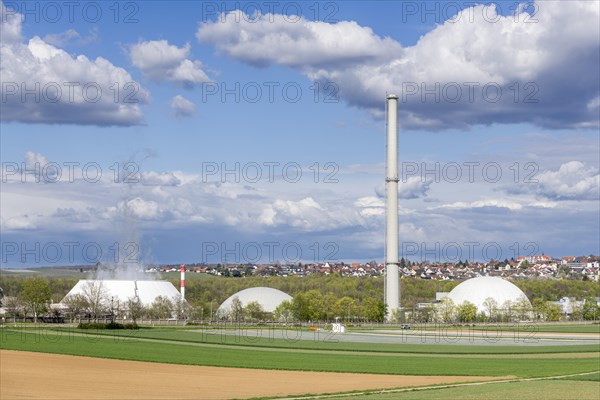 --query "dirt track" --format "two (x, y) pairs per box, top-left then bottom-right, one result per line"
(0, 350), (507, 399)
